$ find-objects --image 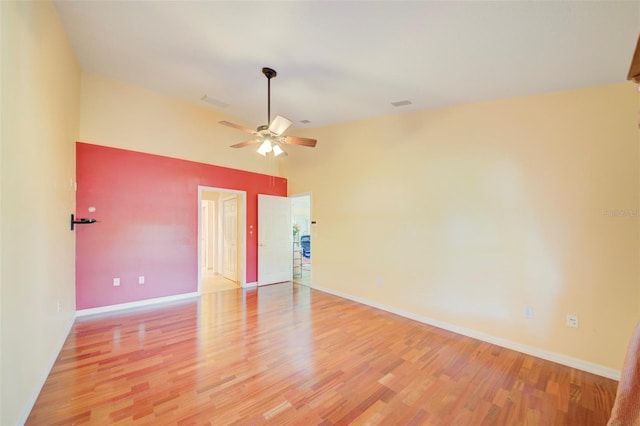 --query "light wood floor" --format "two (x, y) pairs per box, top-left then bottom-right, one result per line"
(27, 283), (617, 425)
(293, 263), (312, 286)
(201, 270), (240, 294)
